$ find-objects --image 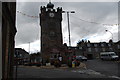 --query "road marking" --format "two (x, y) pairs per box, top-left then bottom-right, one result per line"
(115, 61), (120, 63)
(108, 76), (120, 79)
(72, 69), (103, 75)
(72, 69), (120, 79)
